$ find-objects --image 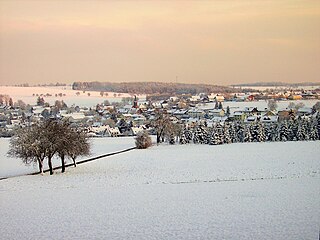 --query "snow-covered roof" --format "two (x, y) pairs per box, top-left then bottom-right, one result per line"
(297, 107), (312, 113)
(61, 112), (86, 120)
(261, 116), (278, 123)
